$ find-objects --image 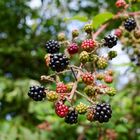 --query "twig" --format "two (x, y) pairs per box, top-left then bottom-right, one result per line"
(40, 69), (78, 82)
(69, 70), (81, 100)
(69, 65), (84, 71)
